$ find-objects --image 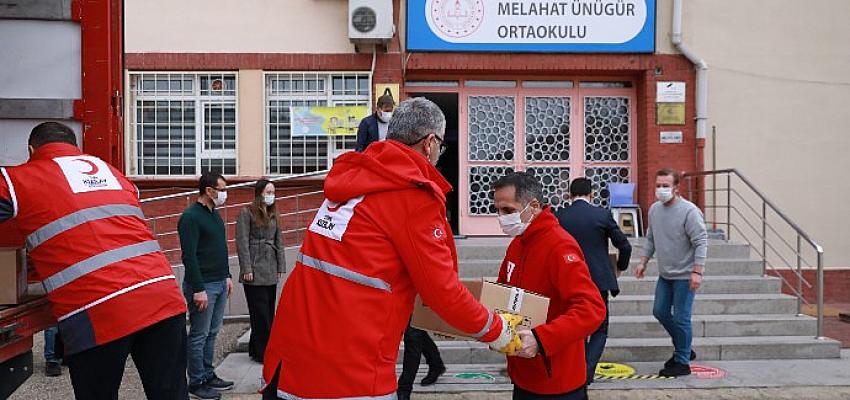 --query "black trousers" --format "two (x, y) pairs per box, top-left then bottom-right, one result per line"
(513, 385), (588, 400)
(244, 284), (277, 361)
(397, 324), (444, 393)
(585, 290), (610, 385)
(66, 314), (188, 400)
